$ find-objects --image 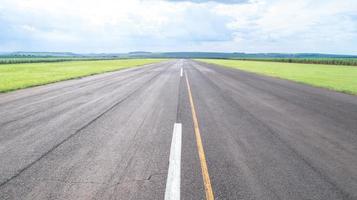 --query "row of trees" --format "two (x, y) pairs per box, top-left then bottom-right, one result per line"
(0, 57), (110, 64)
(237, 58), (357, 66)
